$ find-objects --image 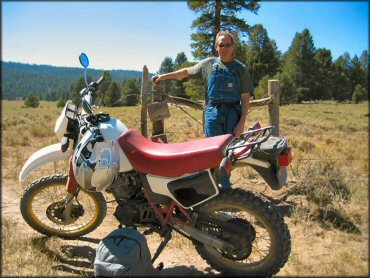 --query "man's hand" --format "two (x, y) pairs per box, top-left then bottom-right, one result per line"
(233, 120), (245, 137)
(233, 93), (251, 137)
(152, 75), (165, 84)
